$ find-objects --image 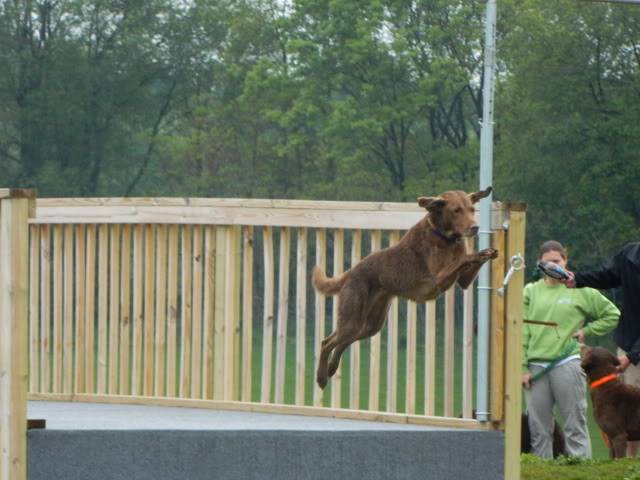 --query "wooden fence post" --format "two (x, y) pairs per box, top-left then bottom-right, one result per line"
(0, 189), (36, 480)
(503, 204), (526, 480)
